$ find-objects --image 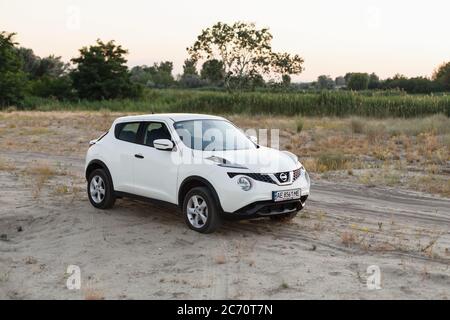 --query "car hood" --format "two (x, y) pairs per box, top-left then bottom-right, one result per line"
(192, 146), (300, 173)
